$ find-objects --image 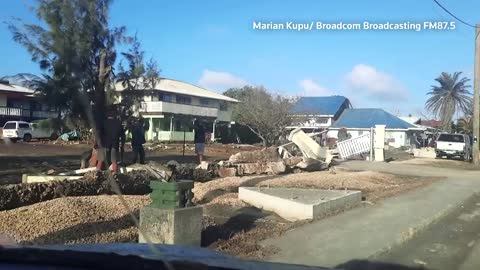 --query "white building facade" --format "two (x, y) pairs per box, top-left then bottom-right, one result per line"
(328, 108), (421, 148)
(115, 78), (238, 142)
